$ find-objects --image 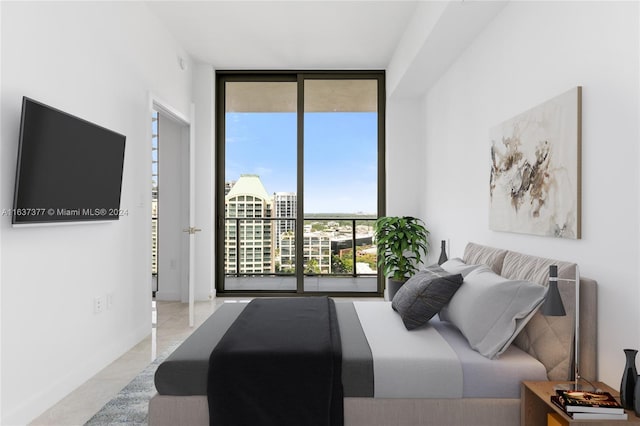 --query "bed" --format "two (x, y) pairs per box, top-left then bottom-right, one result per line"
(148, 242), (597, 426)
